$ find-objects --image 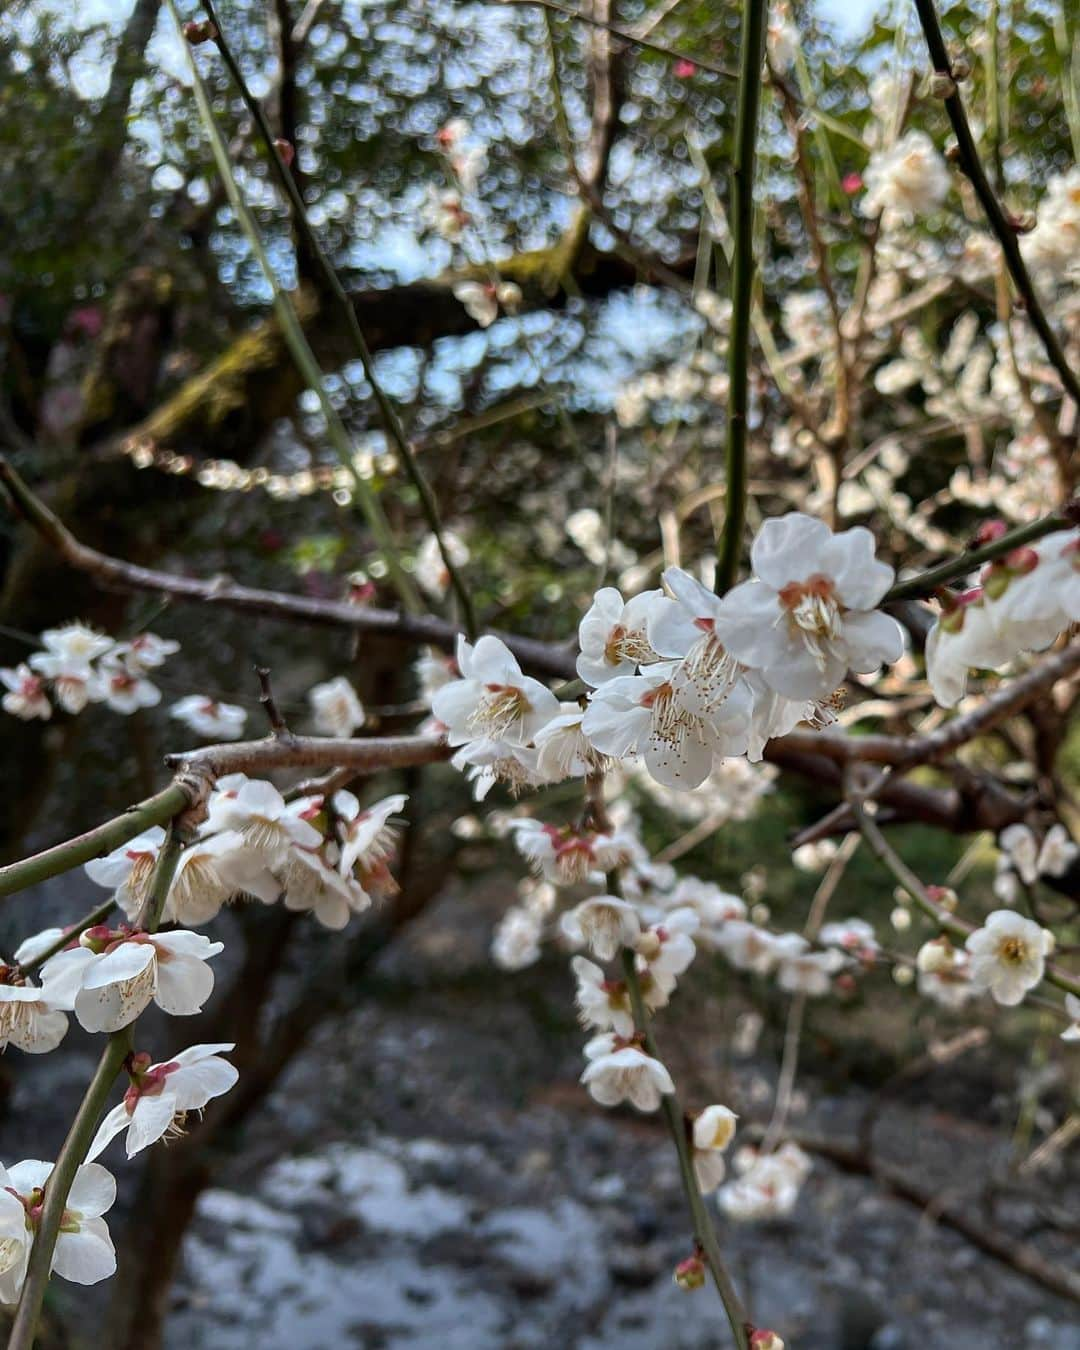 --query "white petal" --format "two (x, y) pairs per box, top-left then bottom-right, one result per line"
(51, 1220), (116, 1285)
